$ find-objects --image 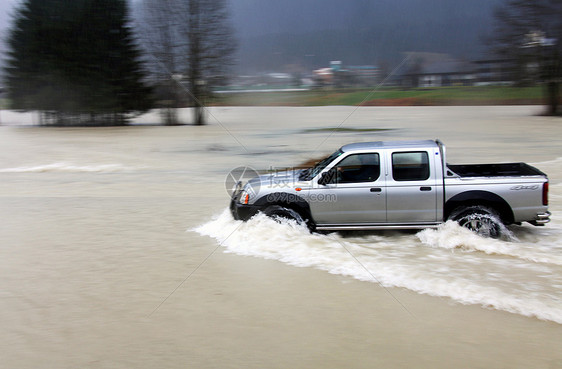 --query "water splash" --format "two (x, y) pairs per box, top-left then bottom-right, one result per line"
(195, 209), (562, 324)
